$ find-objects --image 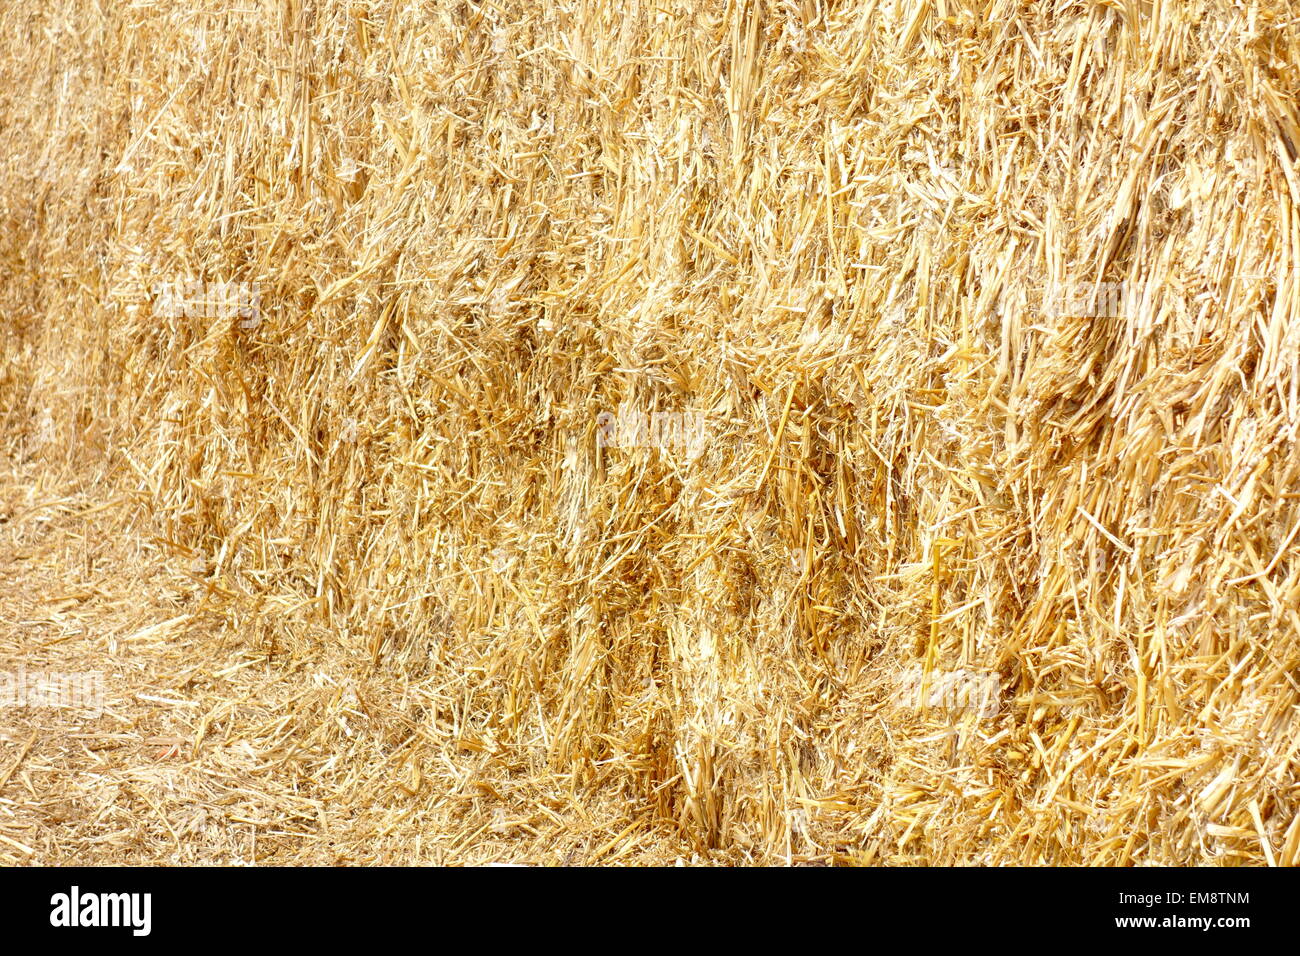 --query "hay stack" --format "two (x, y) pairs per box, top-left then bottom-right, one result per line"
(2, 0), (1299, 864)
